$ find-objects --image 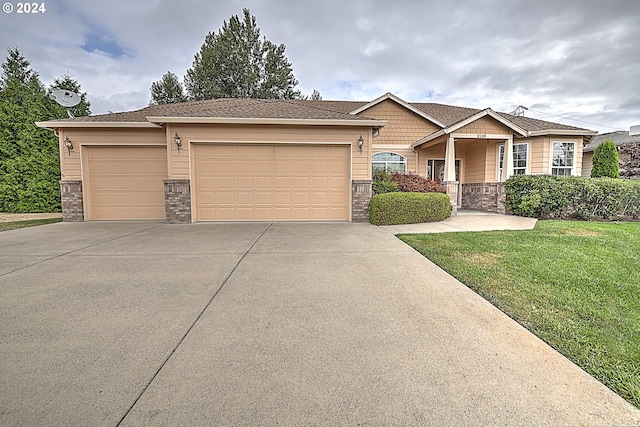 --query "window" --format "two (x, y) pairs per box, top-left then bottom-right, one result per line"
(372, 152), (407, 173)
(551, 142), (575, 176)
(498, 143), (528, 180)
